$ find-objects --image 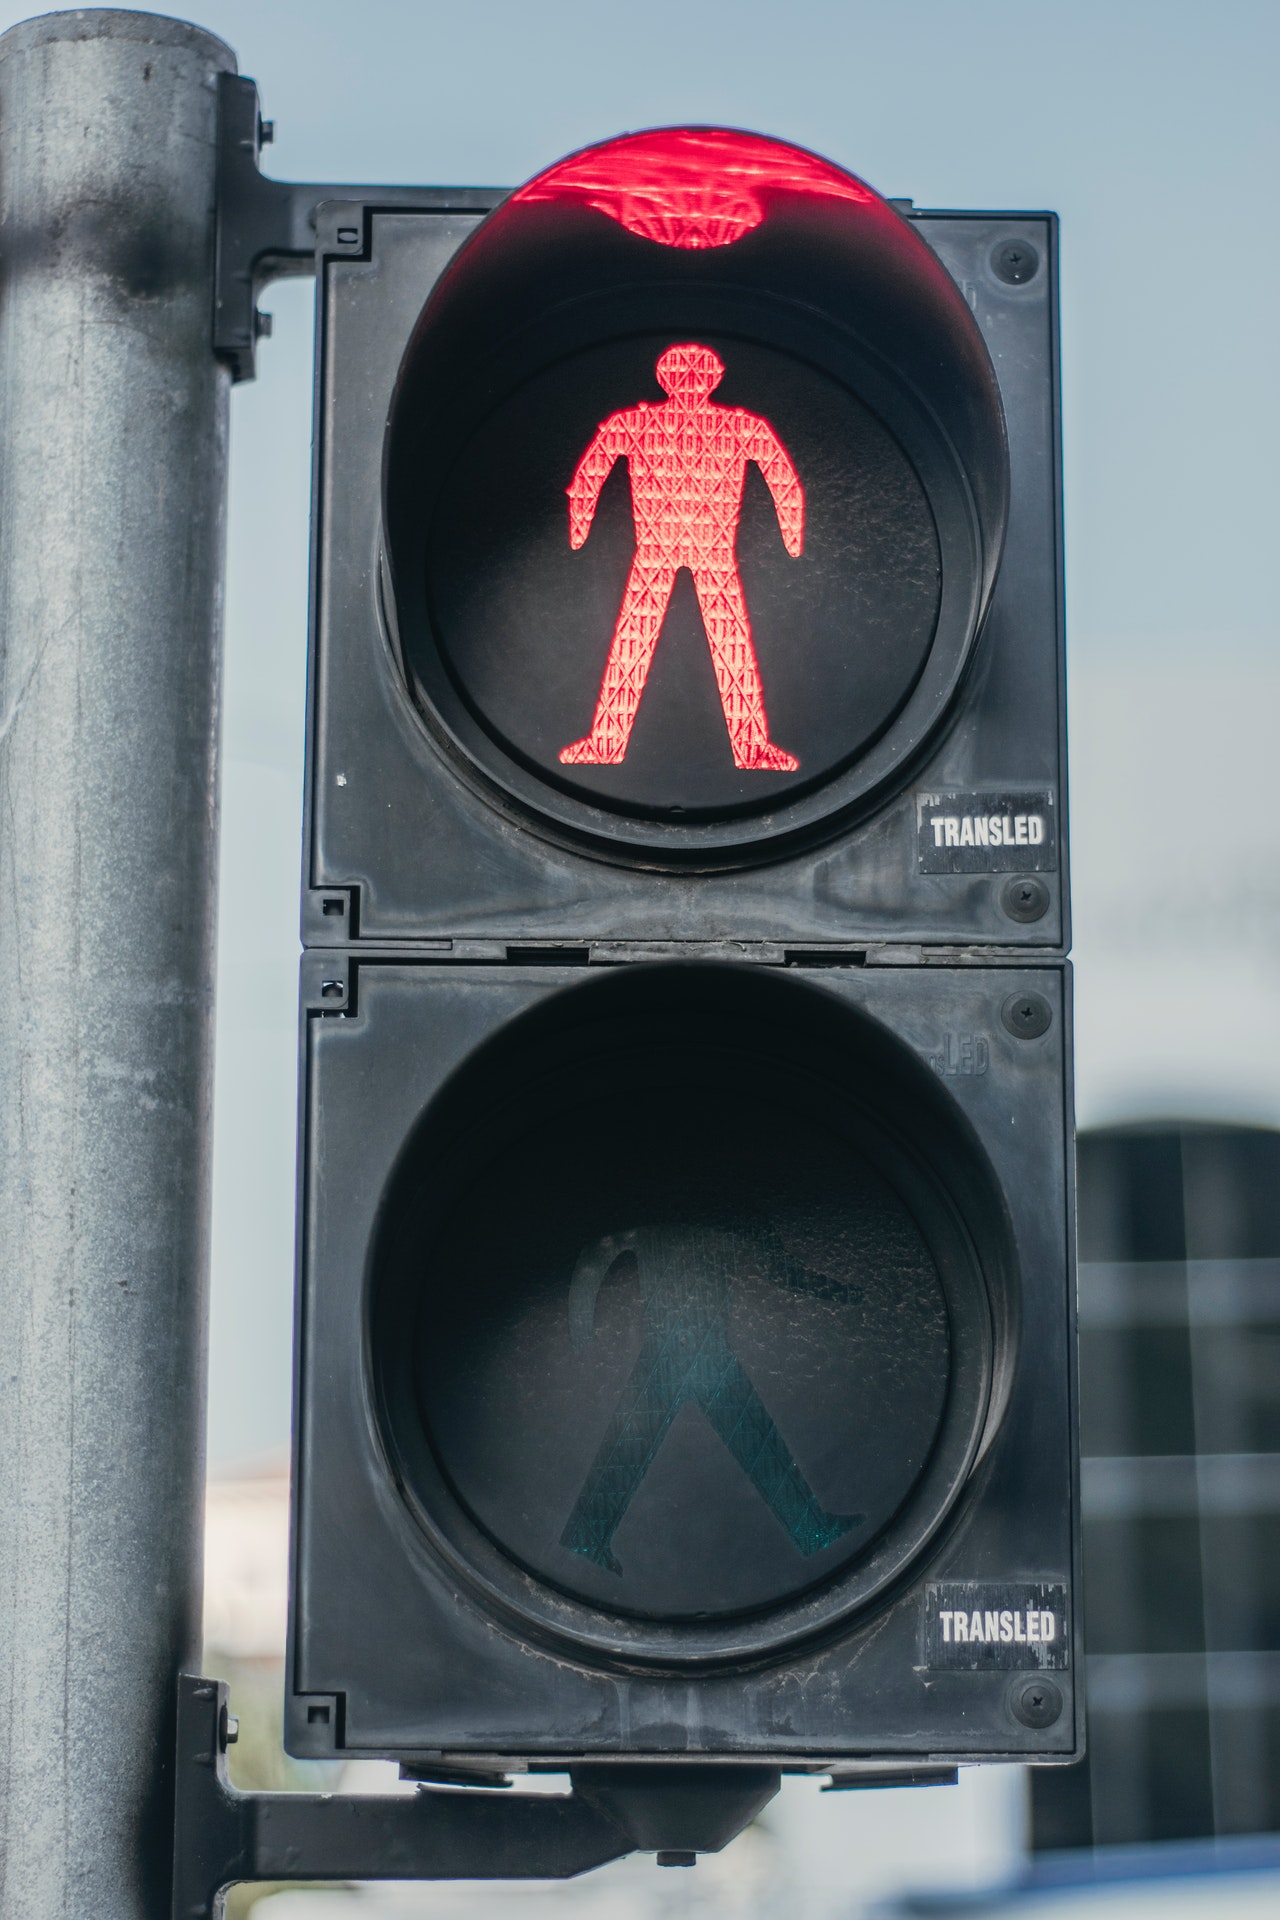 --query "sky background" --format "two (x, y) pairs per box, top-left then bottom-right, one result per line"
(6, 0), (1275, 1465)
